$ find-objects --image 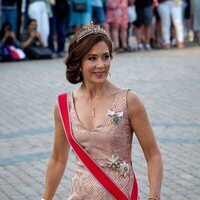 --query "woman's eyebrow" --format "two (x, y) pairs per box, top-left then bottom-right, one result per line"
(87, 52), (109, 56)
(87, 54), (97, 56)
